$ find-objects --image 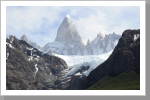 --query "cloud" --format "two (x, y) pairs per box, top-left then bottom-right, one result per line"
(6, 6), (140, 46)
(6, 6), (64, 46)
(74, 11), (108, 43)
(71, 6), (140, 44)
